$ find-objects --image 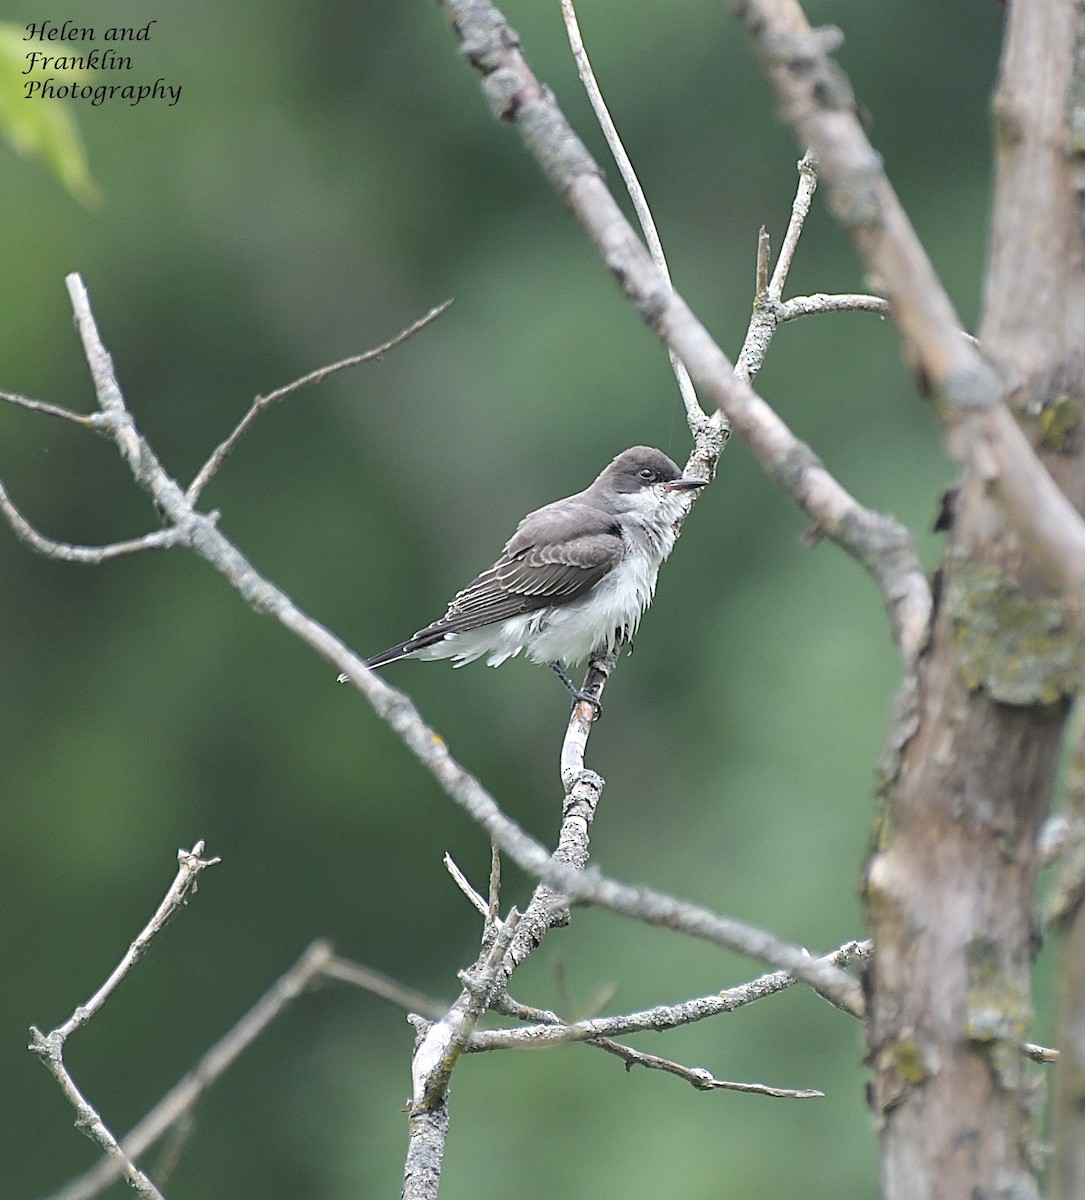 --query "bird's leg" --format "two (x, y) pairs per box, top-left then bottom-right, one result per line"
(549, 661), (602, 717)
